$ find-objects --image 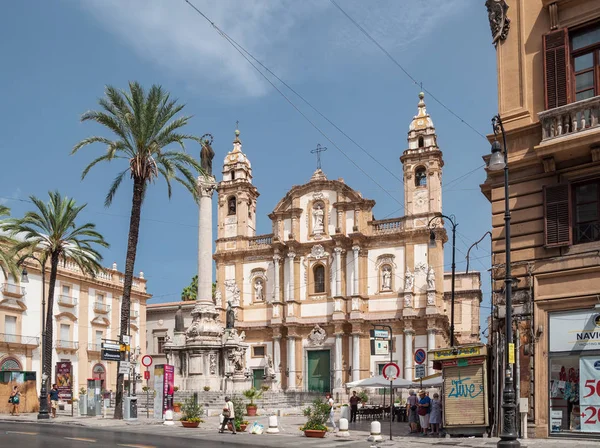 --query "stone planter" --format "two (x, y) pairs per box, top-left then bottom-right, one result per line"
(304, 430), (326, 438)
(246, 405), (257, 416)
(181, 421), (200, 428)
(340, 406), (349, 421)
